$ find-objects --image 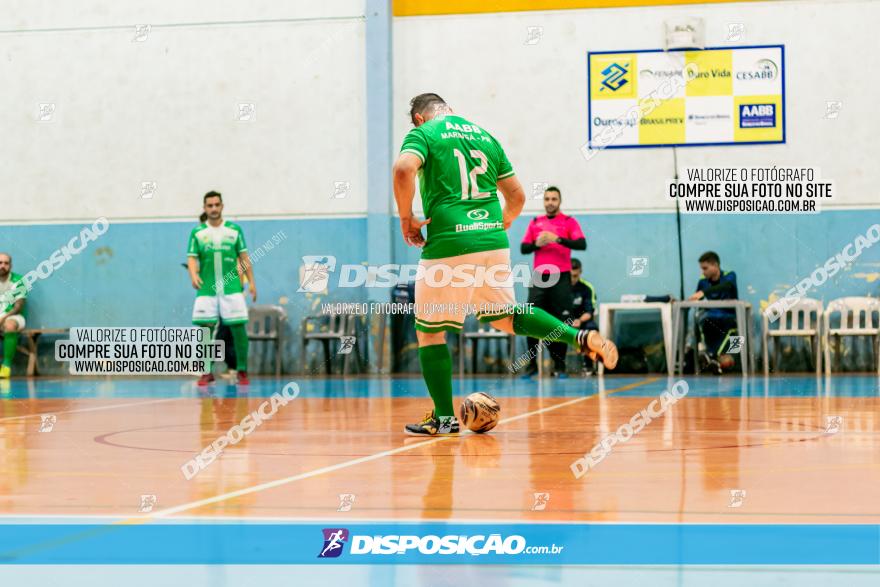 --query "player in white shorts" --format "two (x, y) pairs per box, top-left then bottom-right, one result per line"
(414, 248), (517, 332)
(393, 93), (618, 436)
(187, 191), (257, 386)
